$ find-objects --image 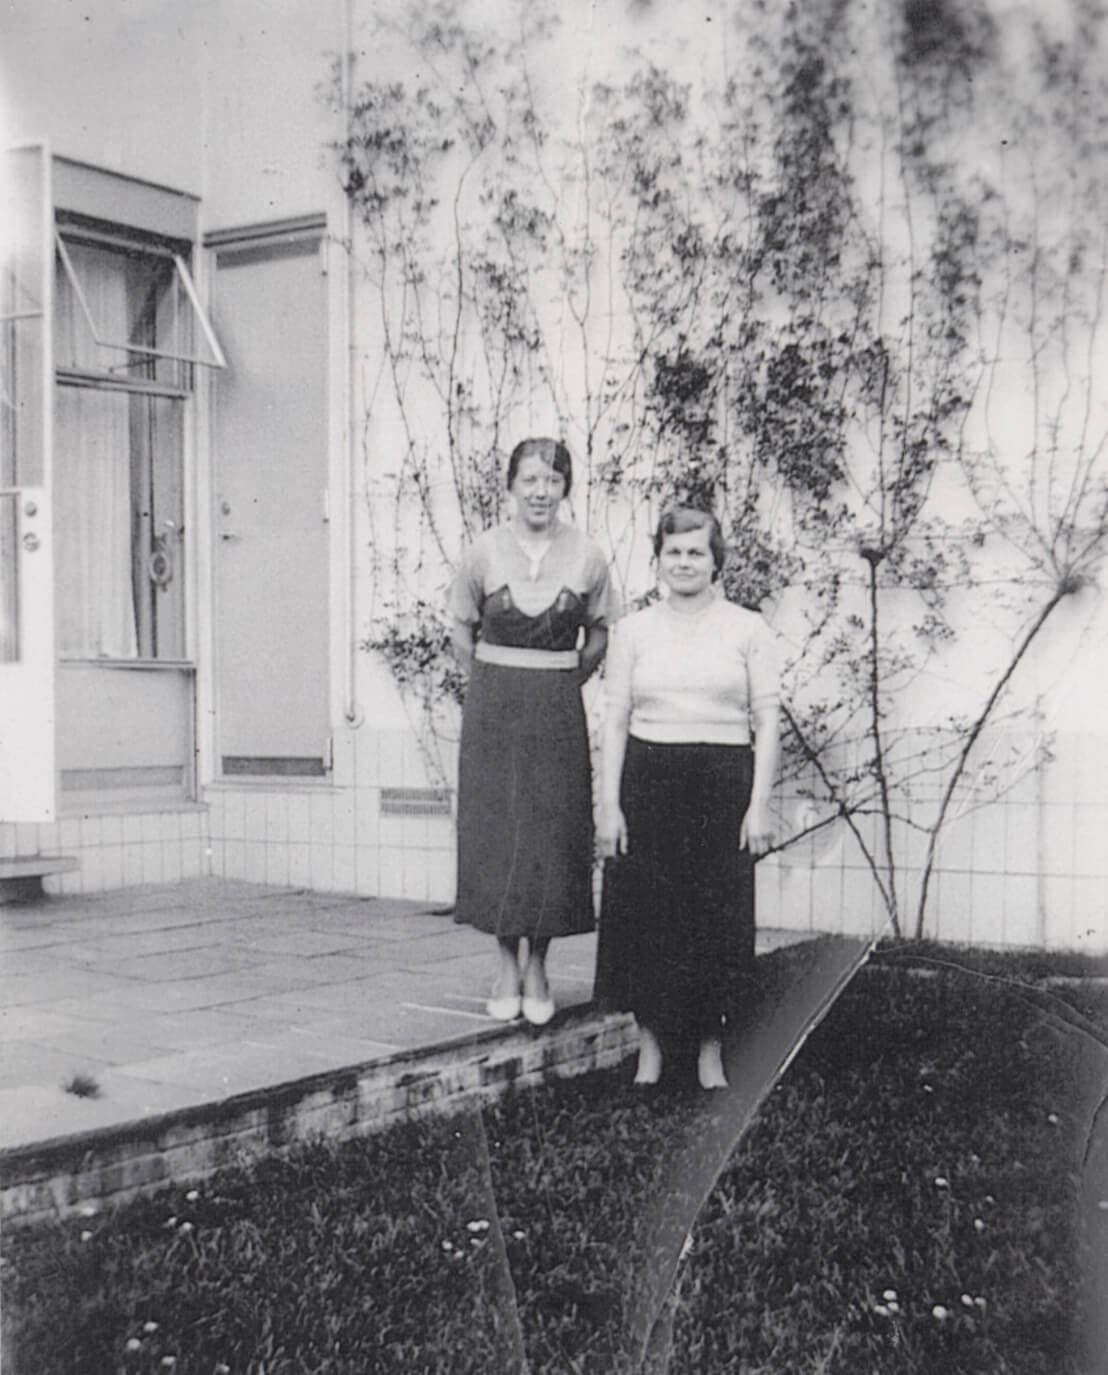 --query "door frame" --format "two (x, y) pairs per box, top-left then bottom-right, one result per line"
(0, 142), (56, 824)
(198, 213), (344, 794)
